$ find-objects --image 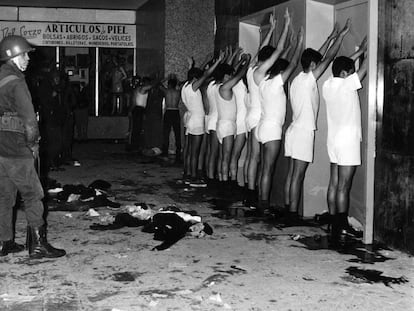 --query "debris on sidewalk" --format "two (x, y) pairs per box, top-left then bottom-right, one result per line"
(0, 293), (36, 303)
(86, 208), (100, 217)
(47, 179), (121, 211)
(90, 204), (213, 251)
(209, 293), (222, 303)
